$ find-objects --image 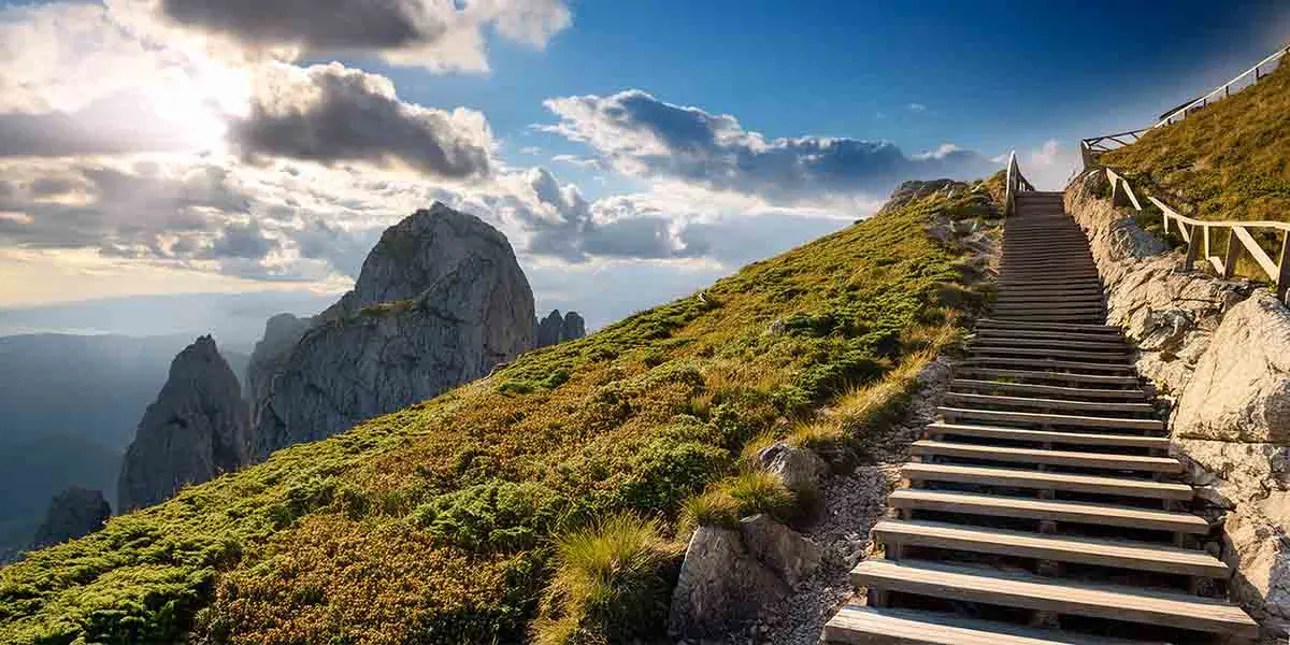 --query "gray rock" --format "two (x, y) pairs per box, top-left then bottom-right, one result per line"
(758, 441), (827, 497)
(668, 527), (788, 638)
(738, 514), (823, 587)
(253, 203), (534, 457)
(31, 486), (110, 549)
(245, 312), (311, 426)
(533, 309), (587, 349)
(1173, 293), (1290, 444)
(118, 336), (250, 511)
